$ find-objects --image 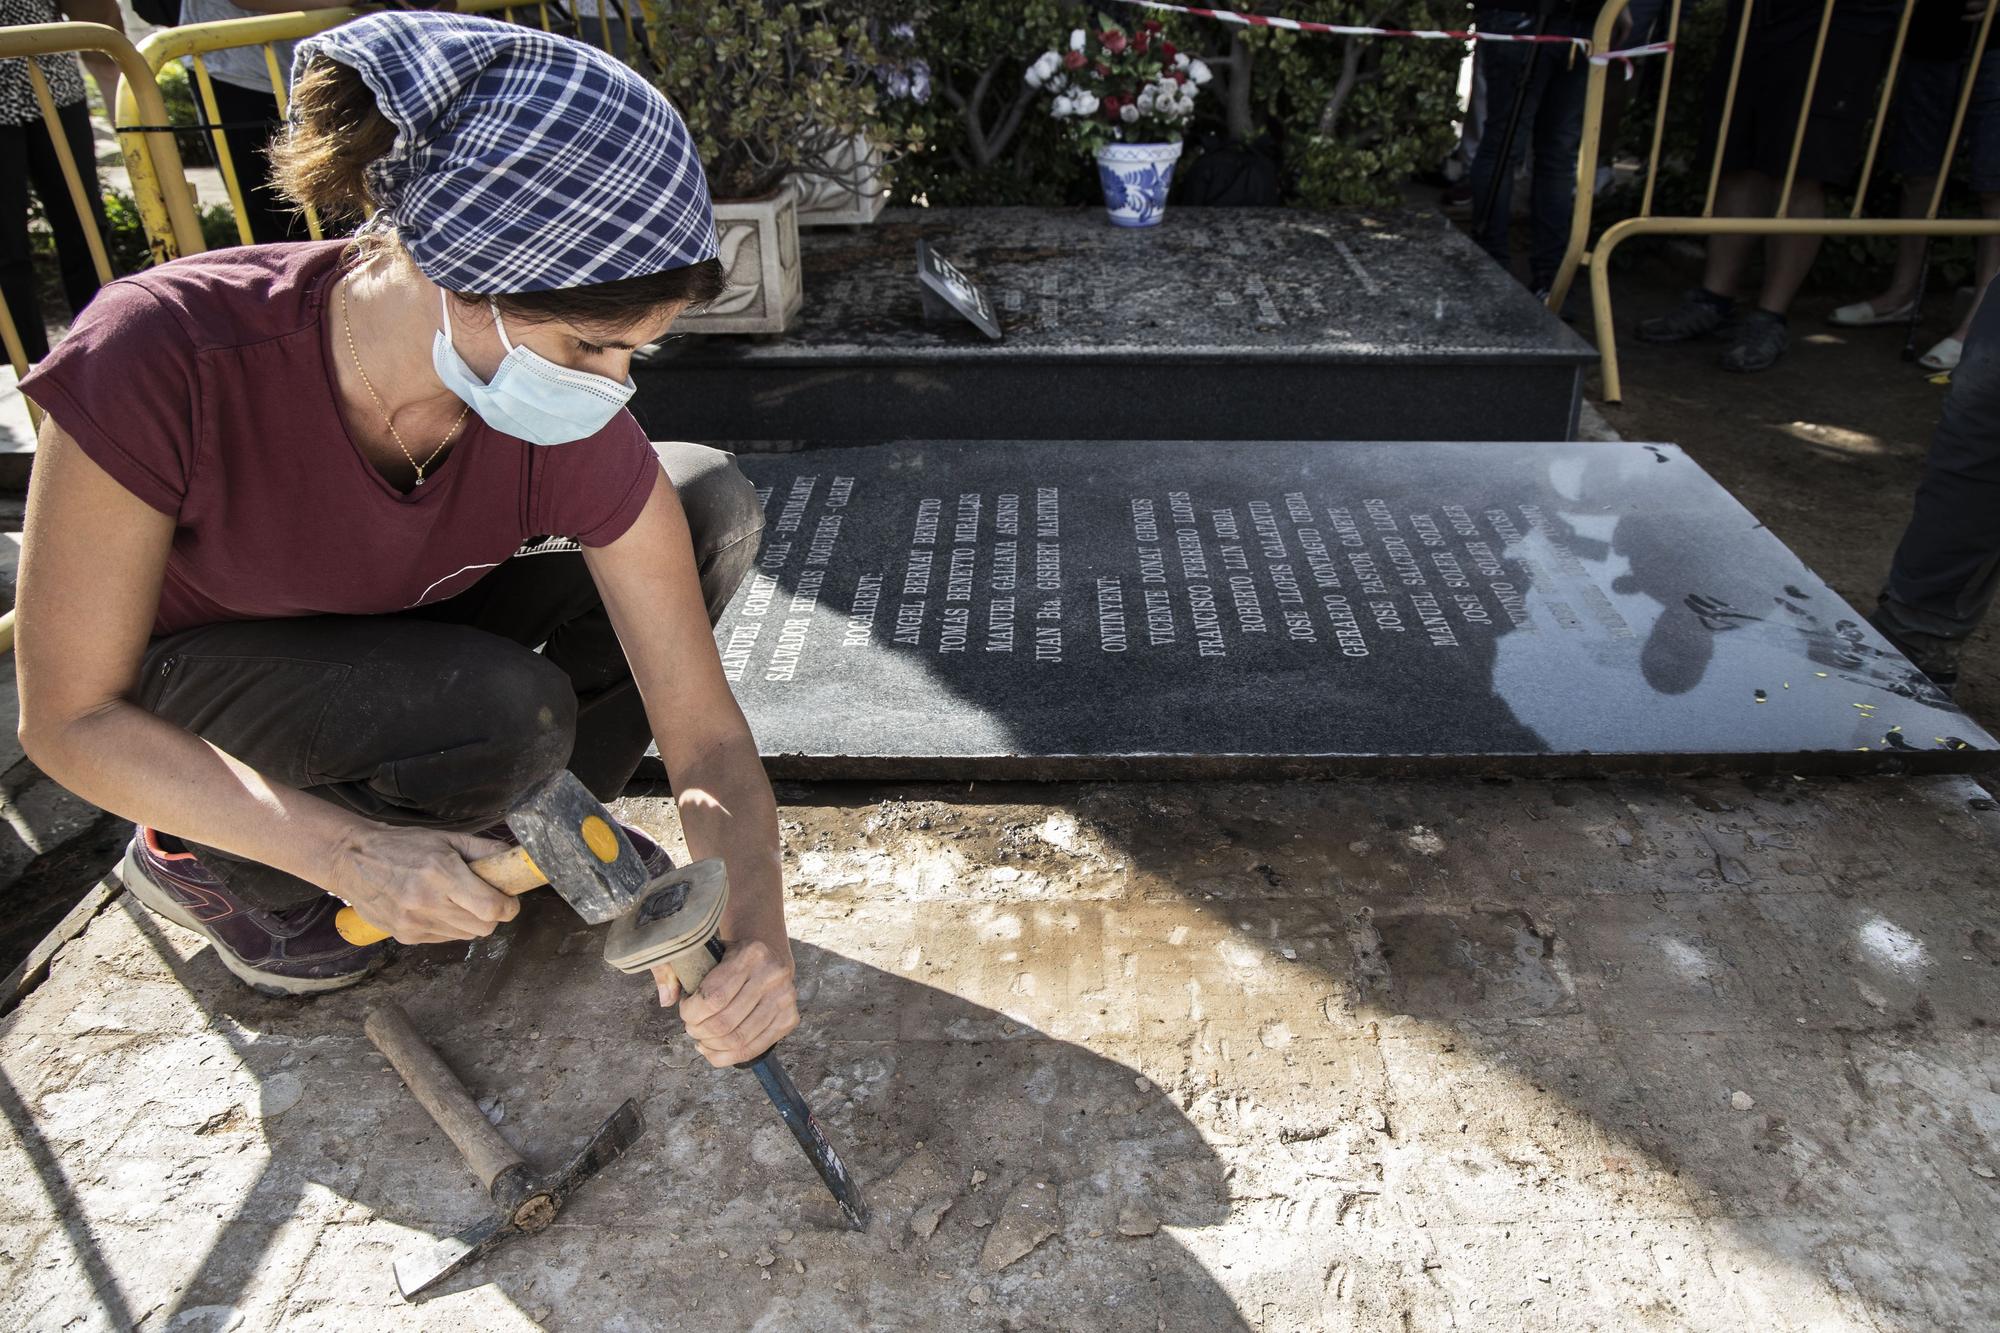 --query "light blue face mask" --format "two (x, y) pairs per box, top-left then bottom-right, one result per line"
(432, 290), (637, 446)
